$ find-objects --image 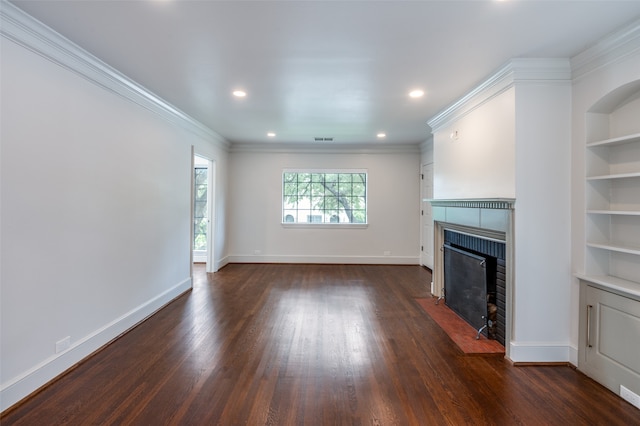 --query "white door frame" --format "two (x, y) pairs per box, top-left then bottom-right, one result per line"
(206, 159), (216, 272)
(193, 152), (217, 272)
